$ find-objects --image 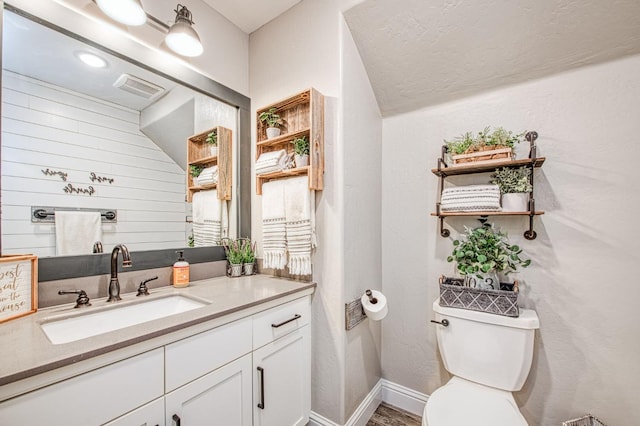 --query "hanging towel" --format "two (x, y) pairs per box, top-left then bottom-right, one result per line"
(194, 165), (219, 187)
(284, 176), (315, 276)
(192, 190), (222, 246)
(261, 179), (287, 270)
(256, 150), (288, 175)
(440, 184), (502, 212)
(55, 211), (102, 256)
